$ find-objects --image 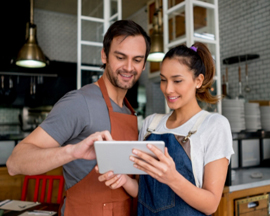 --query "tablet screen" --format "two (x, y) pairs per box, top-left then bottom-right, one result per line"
(94, 141), (165, 174)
